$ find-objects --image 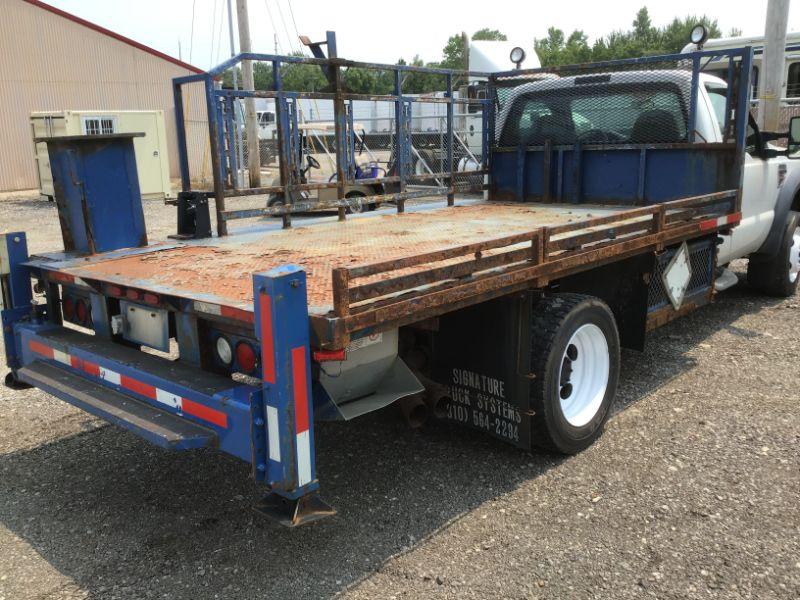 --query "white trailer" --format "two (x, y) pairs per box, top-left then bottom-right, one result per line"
(30, 110), (173, 201)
